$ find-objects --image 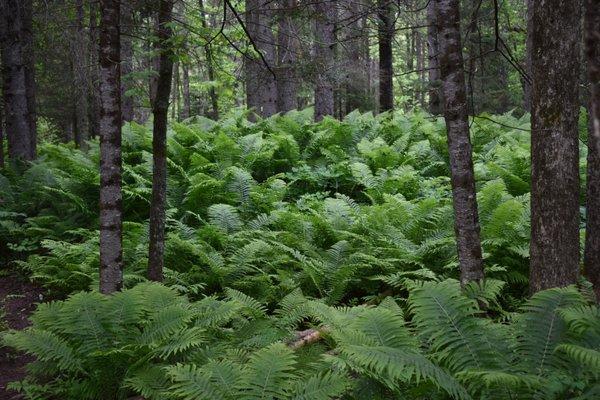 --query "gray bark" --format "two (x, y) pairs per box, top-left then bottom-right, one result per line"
(313, 0), (335, 121)
(343, 0), (369, 113)
(246, 0), (277, 118)
(98, 0), (123, 294)
(584, 0), (600, 300)
(435, 0), (484, 285)
(523, 0), (533, 112)
(529, 0), (581, 293)
(427, 0), (442, 115)
(148, 0), (175, 282)
(0, 103), (4, 169)
(199, 0), (219, 120)
(276, 0), (298, 113)
(378, 0), (394, 112)
(0, 0), (35, 163)
(89, 0), (100, 138)
(181, 64), (191, 119)
(121, 3), (135, 122)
